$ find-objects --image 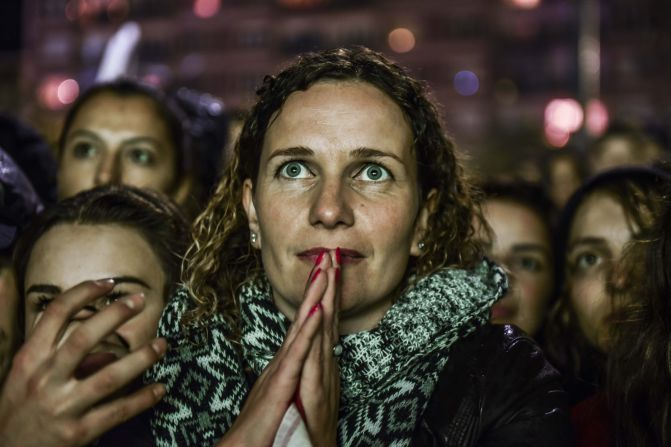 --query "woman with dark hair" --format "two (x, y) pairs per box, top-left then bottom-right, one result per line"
(605, 196), (671, 446)
(57, 79), (197, 214)
(149, 47), (571, 446)
(0, 185), (190, 446)
(543, 166), (671, 445)
(476, 181), (558, 338)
